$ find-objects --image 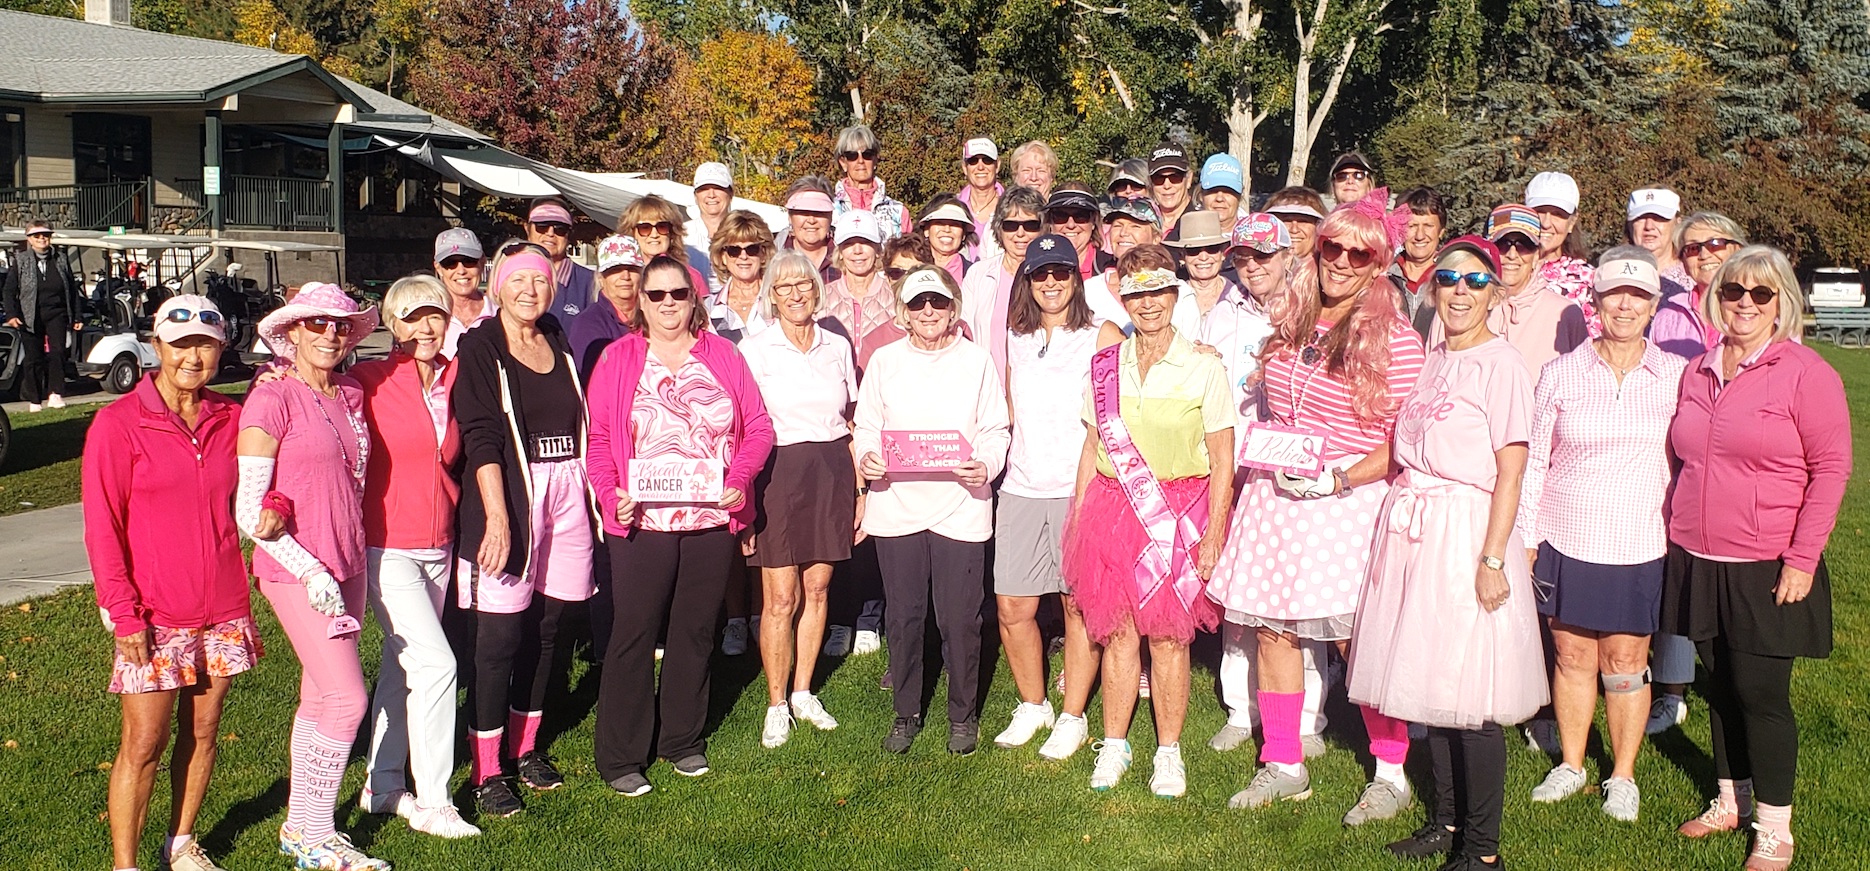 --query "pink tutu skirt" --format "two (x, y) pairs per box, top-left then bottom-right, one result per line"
(1346, 471), (1549, 729)
(1061, 474), (1220, 645)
